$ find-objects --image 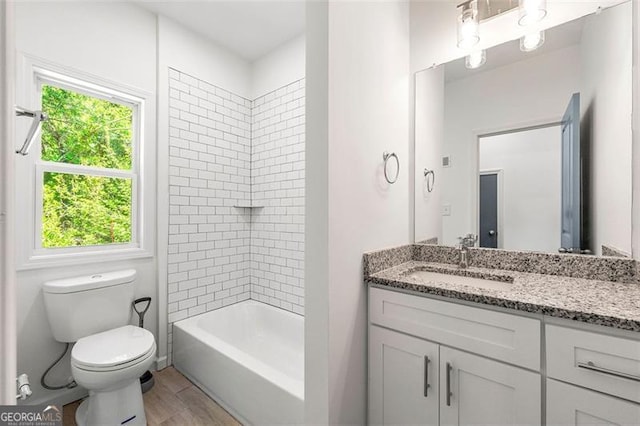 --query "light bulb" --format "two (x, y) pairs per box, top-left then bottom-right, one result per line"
(518, 0), (547, 26)
(457, 2), (480, 50)
(460, 18), (479, 44)
(465, 50), (486, 69)
(520, 31), (545, 52)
